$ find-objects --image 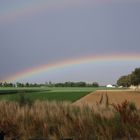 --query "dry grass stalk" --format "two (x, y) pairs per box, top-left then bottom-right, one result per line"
(0, 100), (140, 140)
